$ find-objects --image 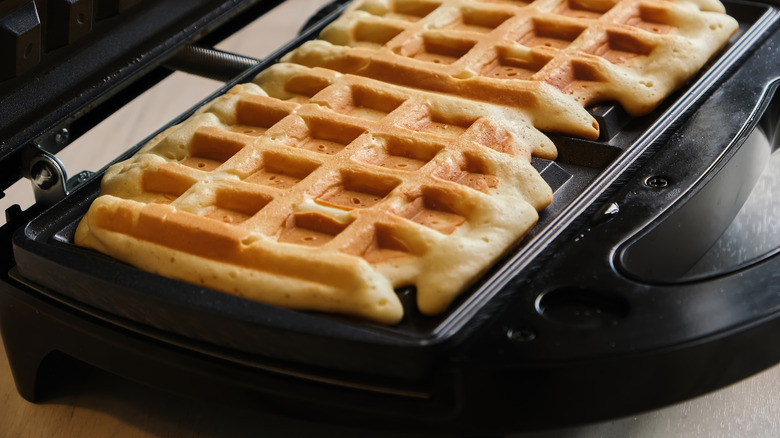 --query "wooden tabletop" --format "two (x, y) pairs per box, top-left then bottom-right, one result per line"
(2, 0), (780, 436)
